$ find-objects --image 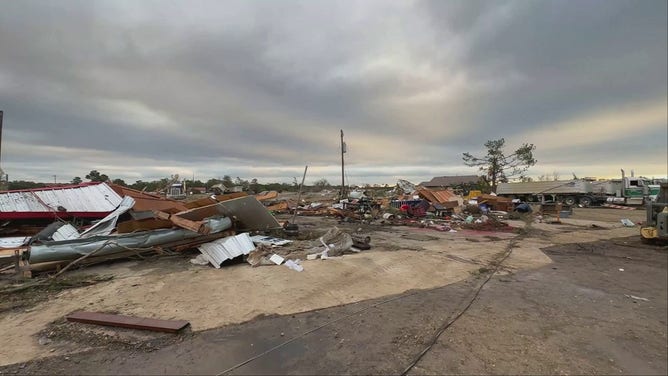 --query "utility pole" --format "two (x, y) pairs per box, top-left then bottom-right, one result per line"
(0, 110), (6, 191)
(285, 165), (308, 237)
(340, 129), (346, 199)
